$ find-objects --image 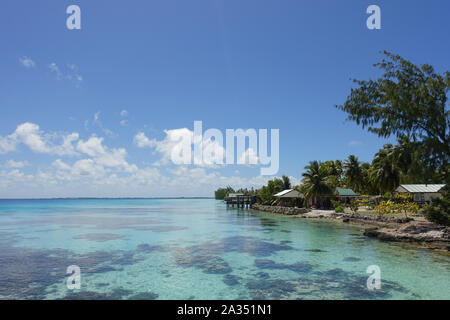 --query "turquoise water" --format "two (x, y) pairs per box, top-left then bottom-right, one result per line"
(0, 198), (448, 300)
